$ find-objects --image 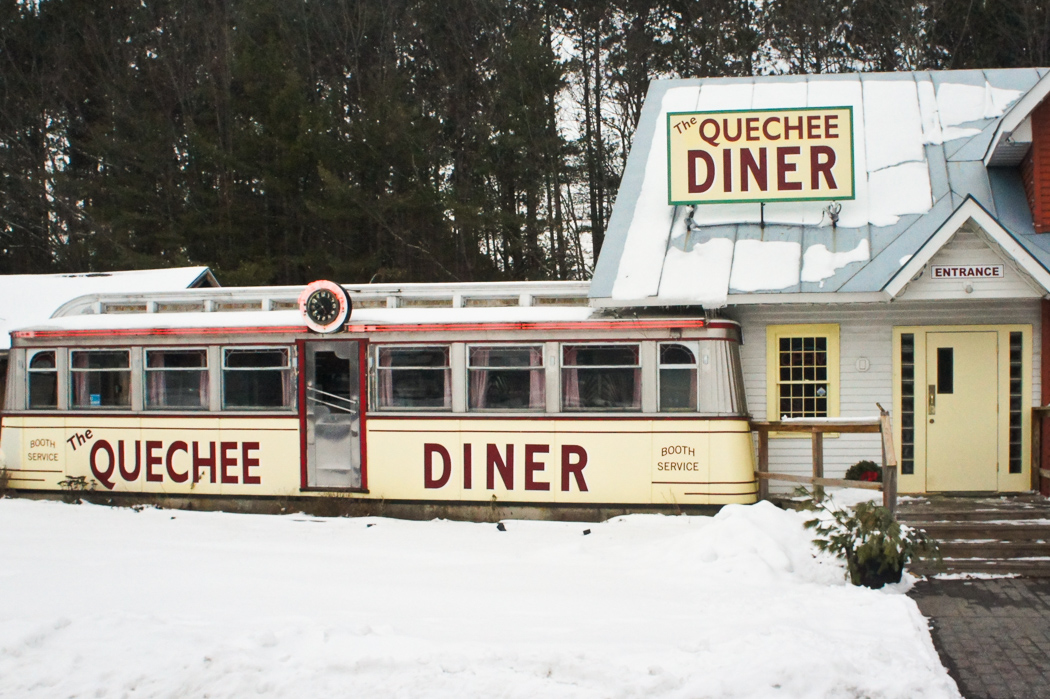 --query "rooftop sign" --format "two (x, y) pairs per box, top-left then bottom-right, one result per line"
(667, 107), (855, 205)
